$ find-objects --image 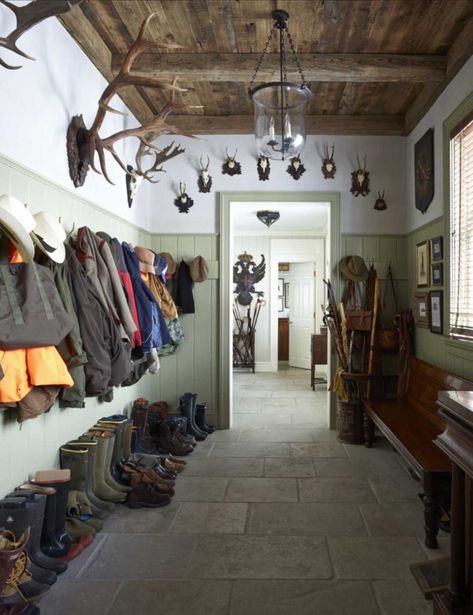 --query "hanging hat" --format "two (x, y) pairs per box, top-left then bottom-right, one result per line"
(158, 252), (176, 275)
(31, 211), (66, 263)
(340, 255), (368, 282)
(154, 254), (168, 277)
(190, 255), (209, 283)
(135, 246), (156, 274)
(0, 194), (36, 262)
